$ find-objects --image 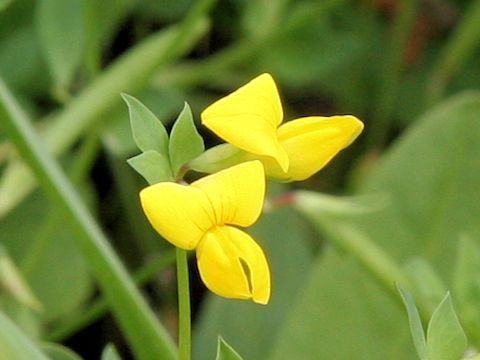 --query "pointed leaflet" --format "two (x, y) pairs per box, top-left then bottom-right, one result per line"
(127, 150), (173, 184)
(216, 337), (244, 360)
(169, 102), (205, 176)
(397, 286), (428, 360)
(201, 73), (289, 171)
(36, 0), (84, 87)
(101, 344), (123, 360)
(122, 93), (170, 156)
(42, 343), (83, 360)
(427, 292), (467, 360)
